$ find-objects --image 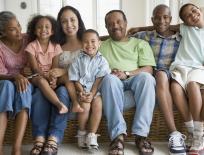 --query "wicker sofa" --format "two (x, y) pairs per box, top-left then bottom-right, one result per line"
(4, 107), (187, 144)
